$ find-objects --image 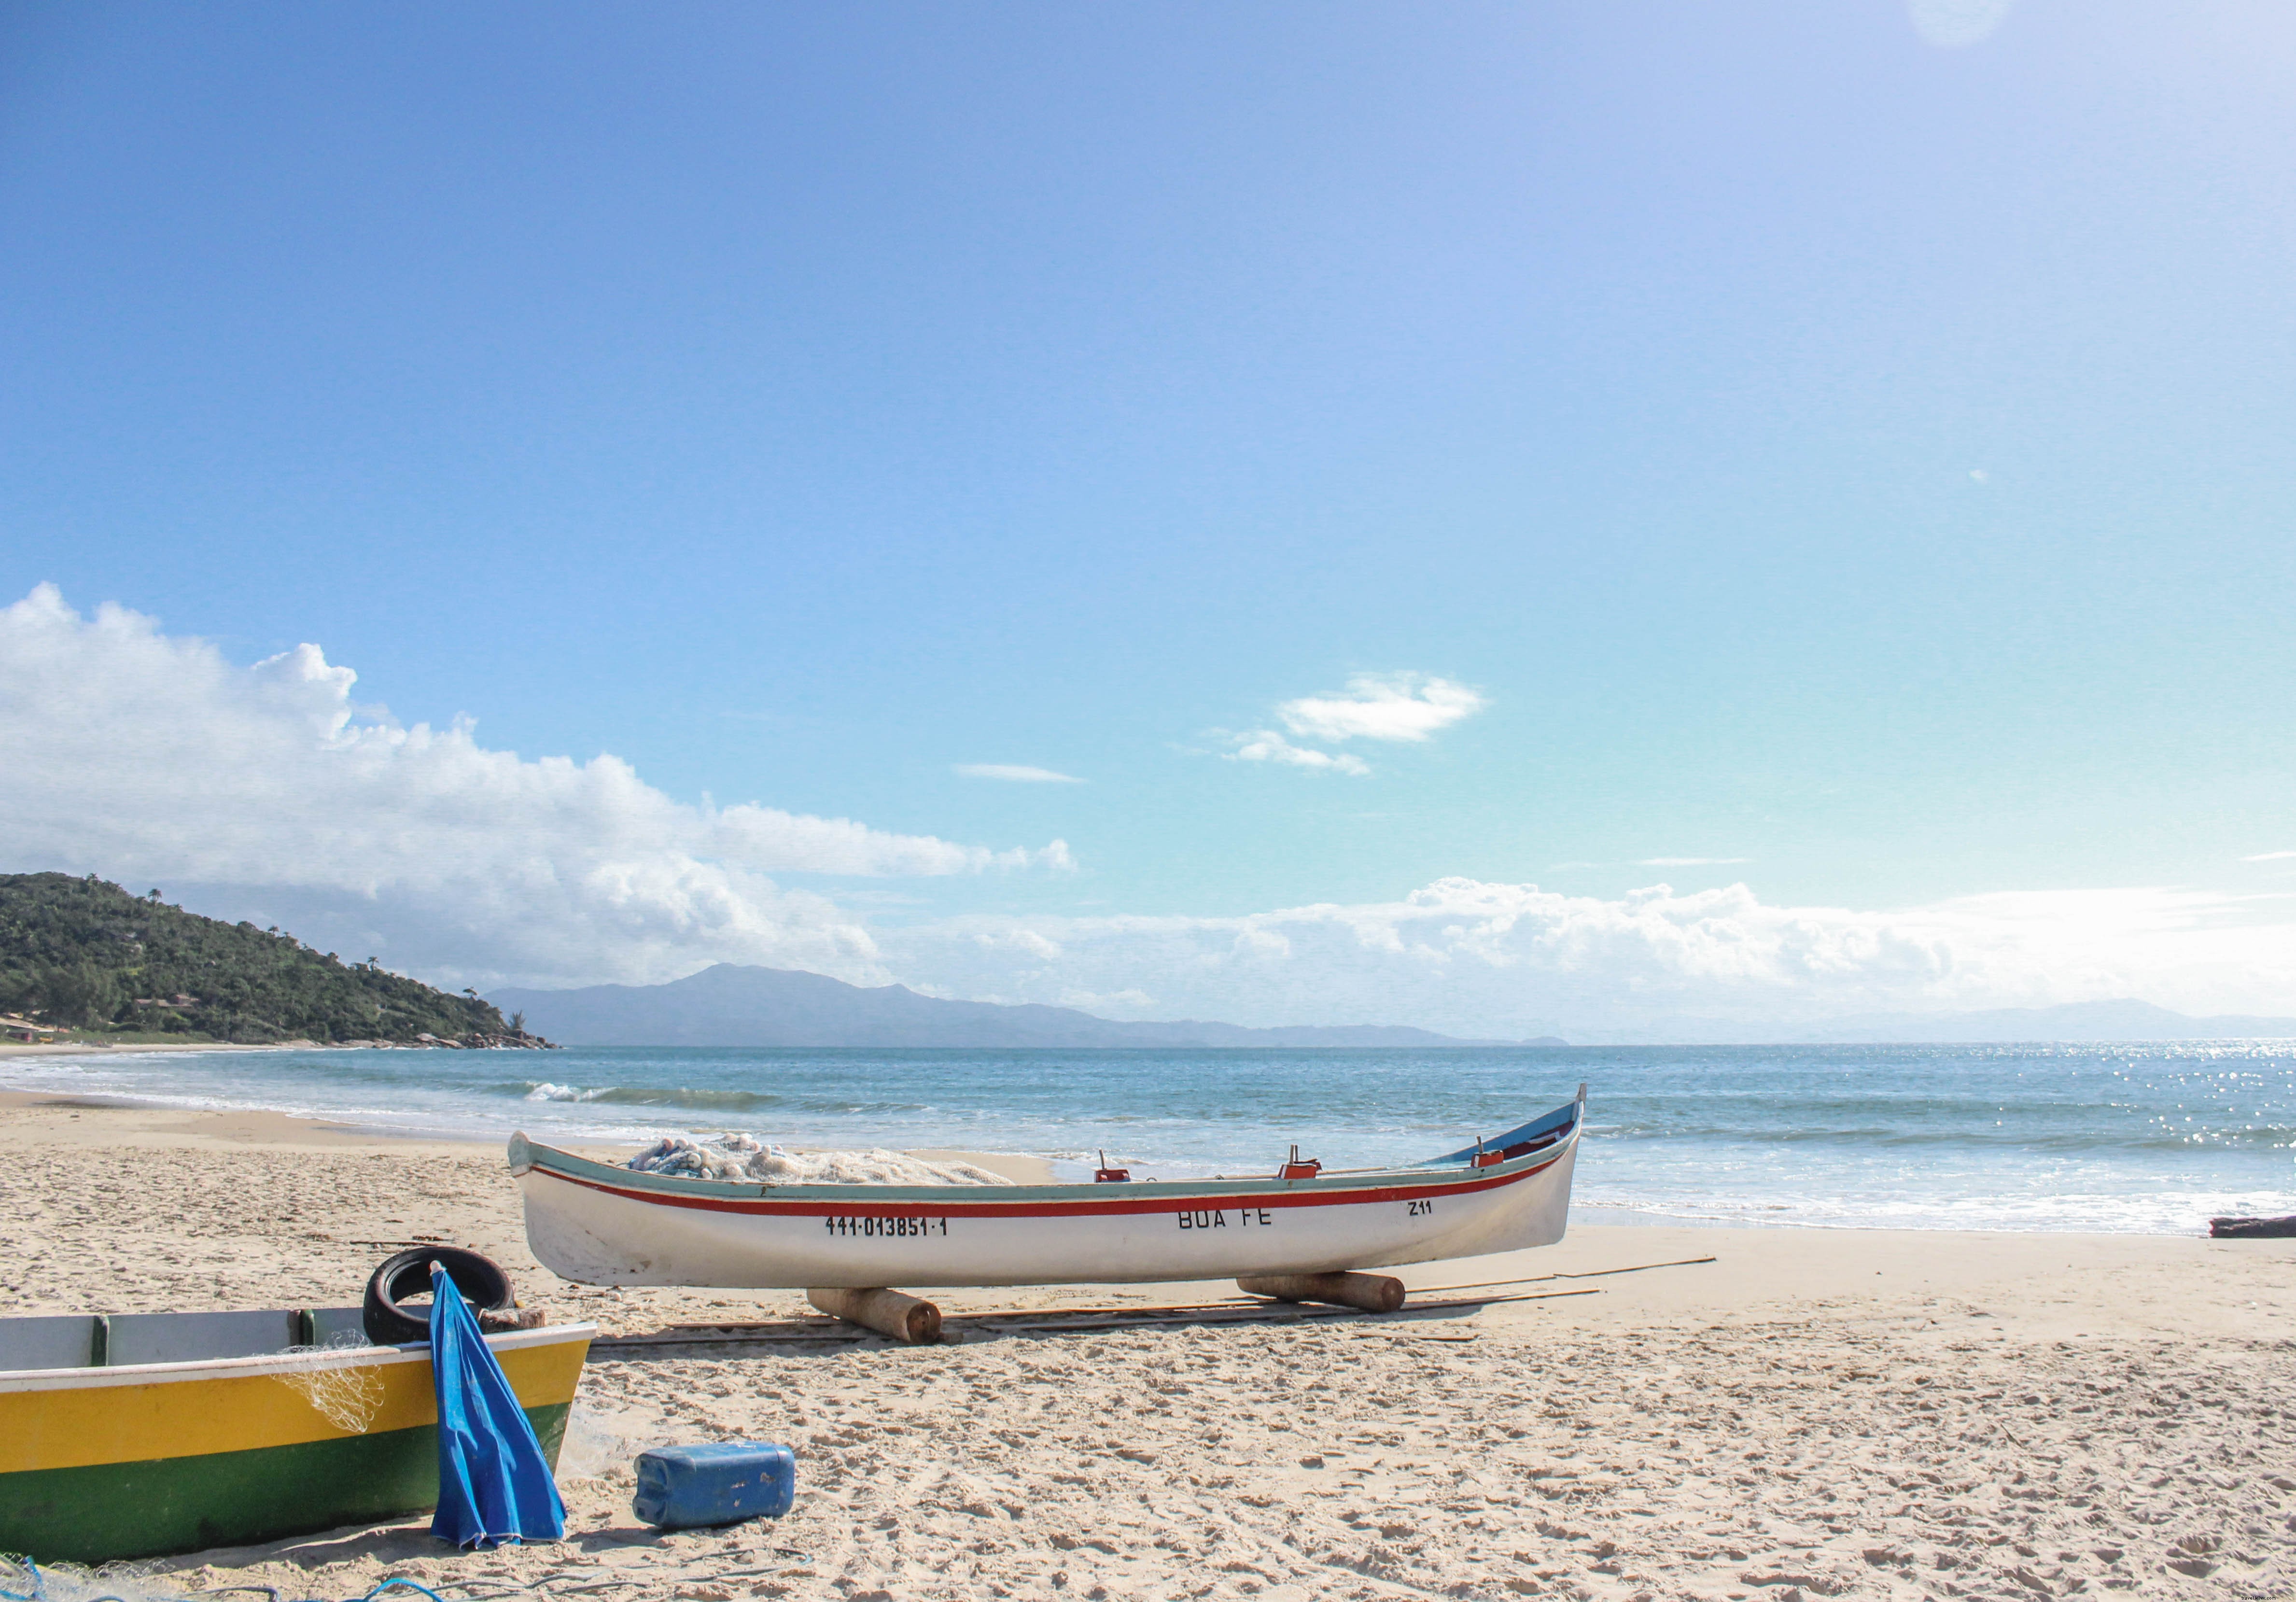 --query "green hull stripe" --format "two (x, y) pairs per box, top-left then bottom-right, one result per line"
(0, 1402), (569, 1565)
